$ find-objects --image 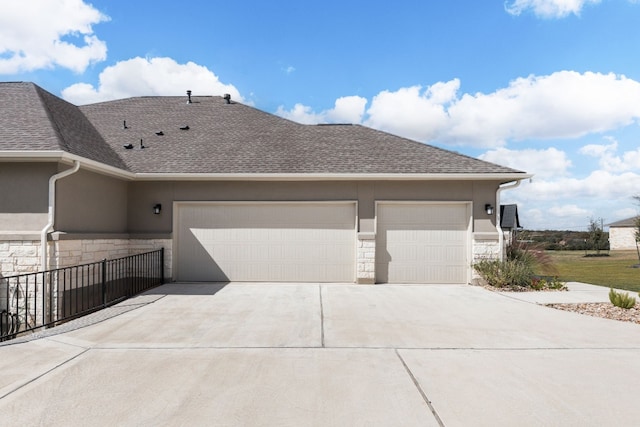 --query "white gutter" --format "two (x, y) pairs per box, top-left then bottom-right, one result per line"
(134, 172), (533, 182)
(0, 151), (134, 180)
(496, 180), (523, 260)
(40, 160), (81, 270)
(1, 151), (534, 183)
